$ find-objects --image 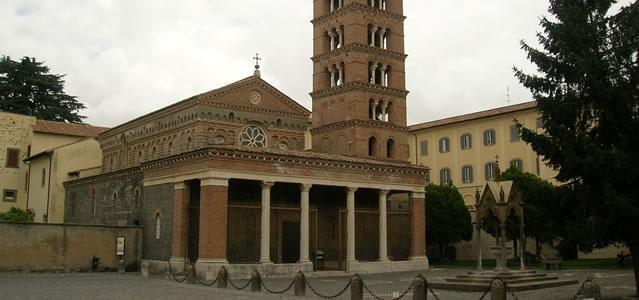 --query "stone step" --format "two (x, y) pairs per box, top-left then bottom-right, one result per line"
(446, 275), (559, 285)
(467, 269), (537, 276)
(458, 273), (548, 280)
(429, 278), (579, 292)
